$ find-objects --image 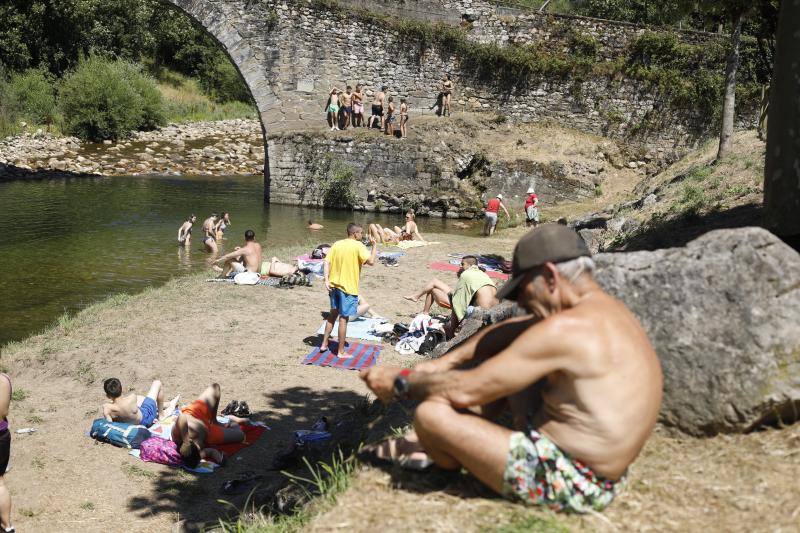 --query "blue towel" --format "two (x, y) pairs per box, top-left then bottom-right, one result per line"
(315, 317), (387, 341)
